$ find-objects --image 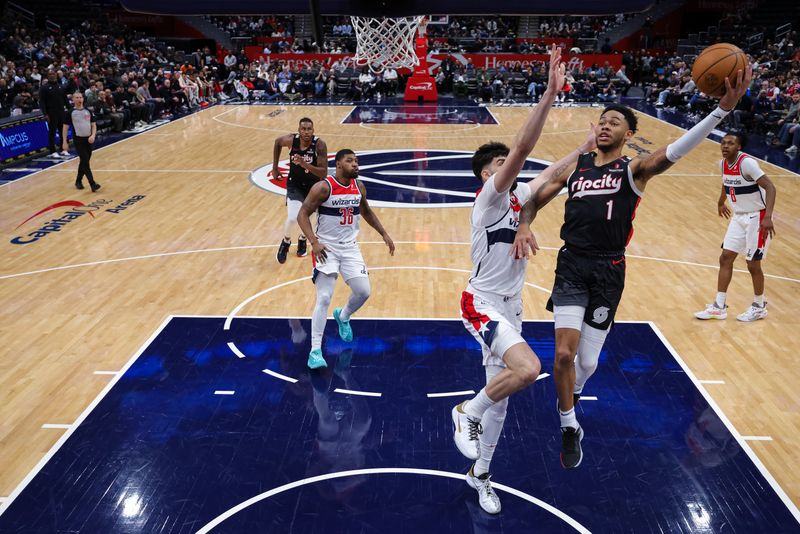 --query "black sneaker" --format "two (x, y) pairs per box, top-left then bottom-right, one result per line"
(276, 239), (290, 264)
(560, 426), (584, 469)
(296, 237), (308, 257)
(75, 181), (84, 190)
(90, 182), (101, 192)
